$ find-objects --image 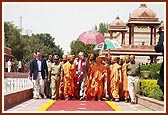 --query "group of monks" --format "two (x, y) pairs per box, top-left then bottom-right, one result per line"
(56, 51), (134, 102)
